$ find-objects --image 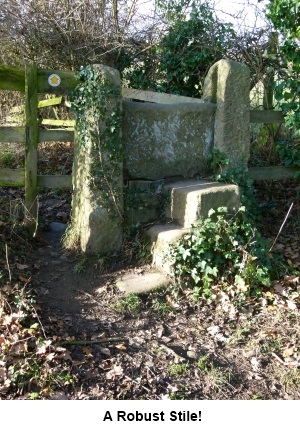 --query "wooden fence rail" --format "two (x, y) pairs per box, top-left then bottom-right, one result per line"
(0, 65), (76, 227)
